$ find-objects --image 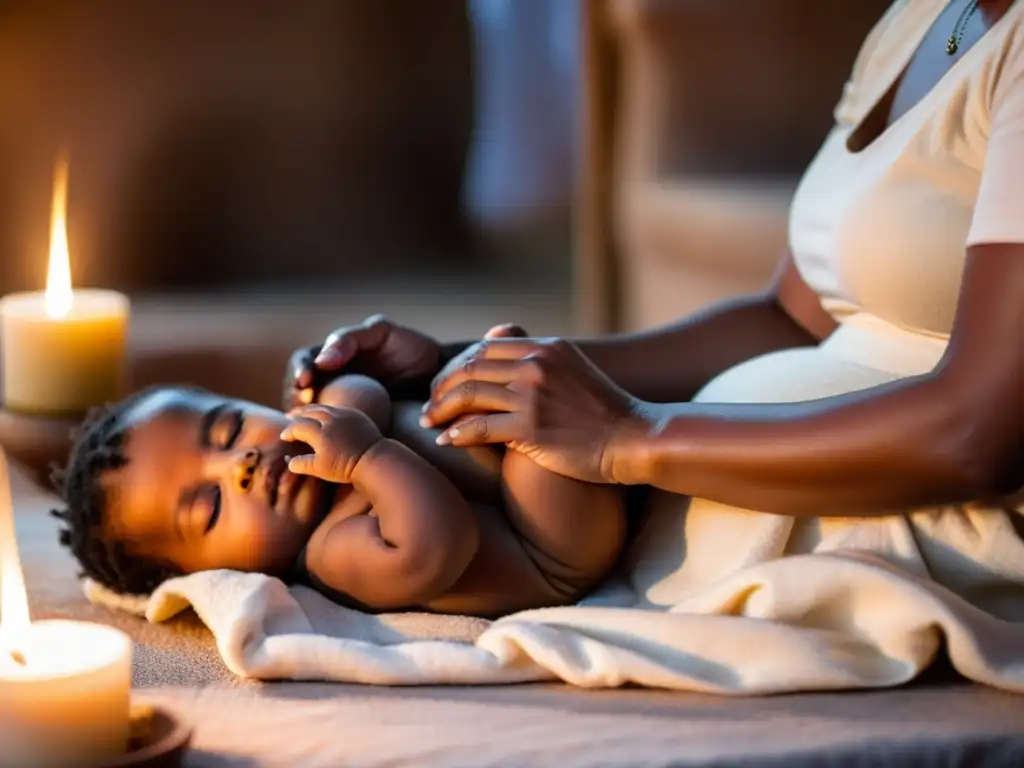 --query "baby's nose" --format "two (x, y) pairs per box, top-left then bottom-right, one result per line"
(234, 448), (260, 493)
